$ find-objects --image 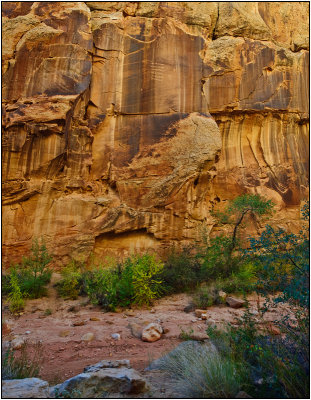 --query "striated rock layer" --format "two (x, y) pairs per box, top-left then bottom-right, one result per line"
(2, 2), (309, 266)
